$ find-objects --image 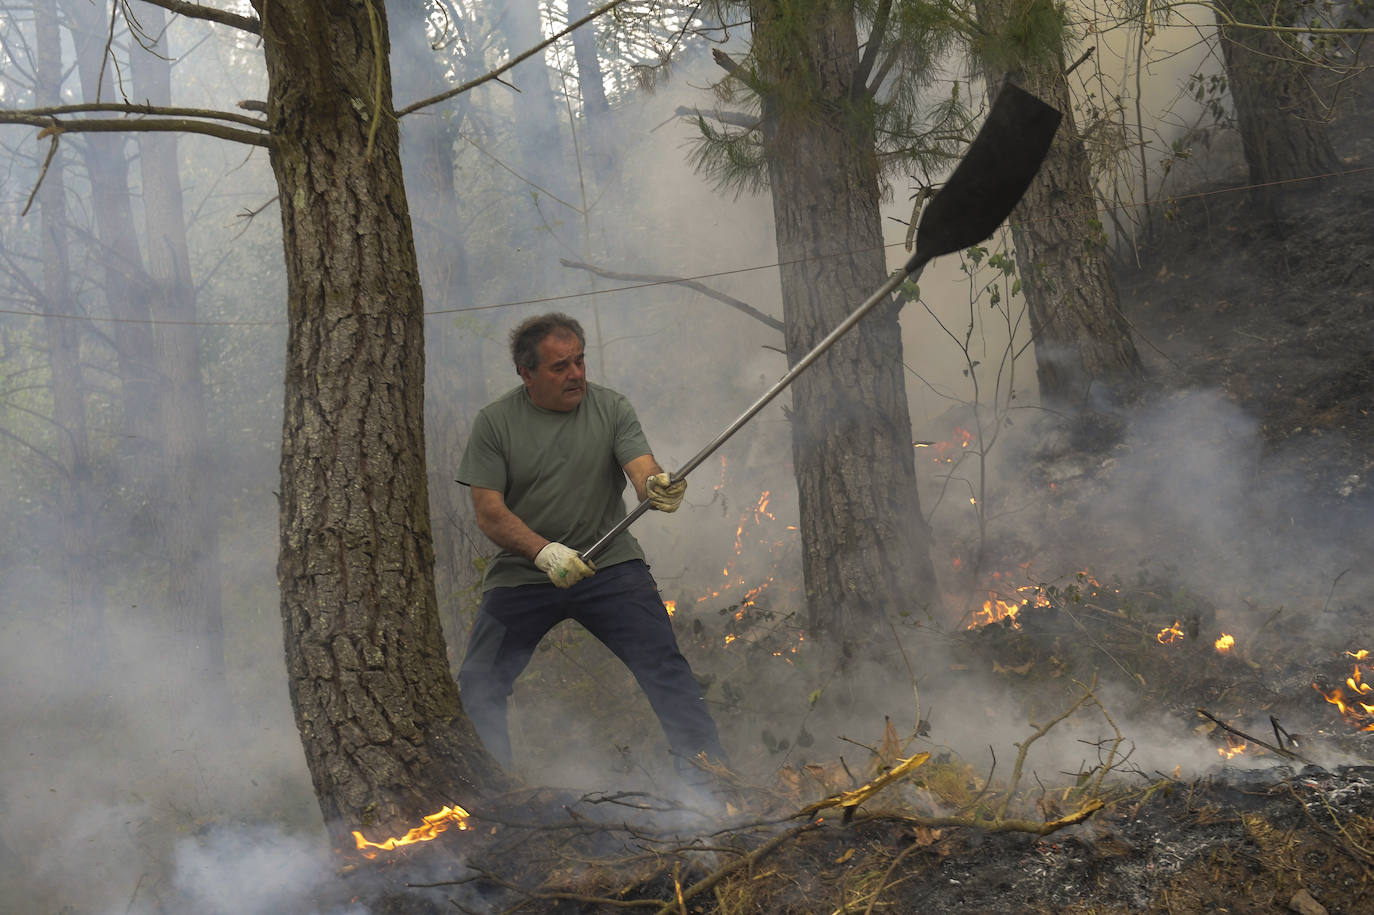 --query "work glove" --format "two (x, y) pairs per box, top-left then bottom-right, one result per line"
(534, 542), (595, 588)
(646, 472), (687, 512)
